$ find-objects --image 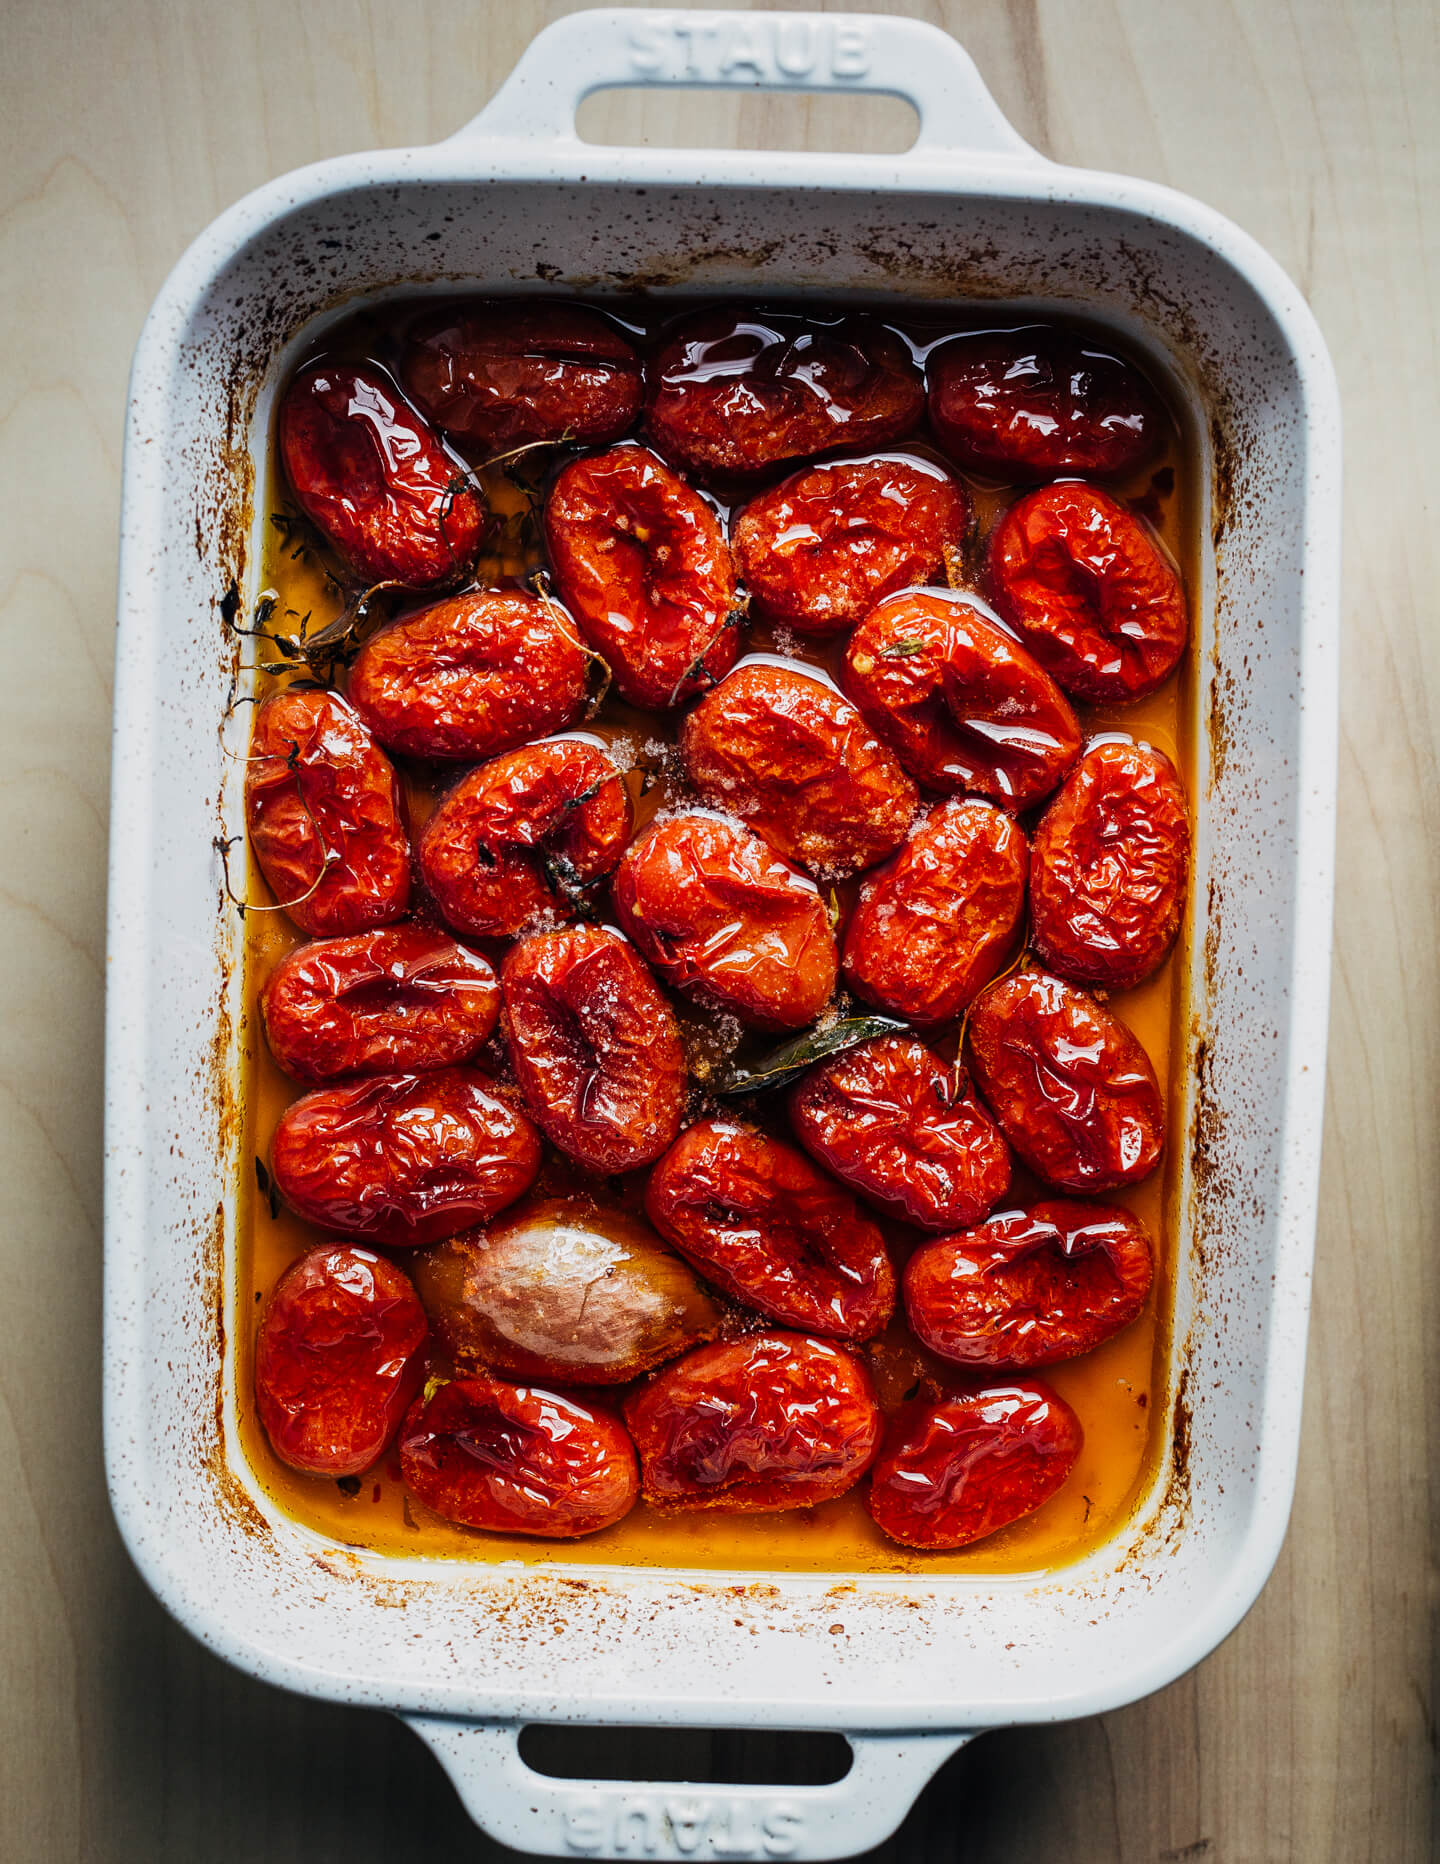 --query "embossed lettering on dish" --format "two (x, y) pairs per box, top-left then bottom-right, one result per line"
(628, 16), (870, 83)
(562, 1795), (805, 1857)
